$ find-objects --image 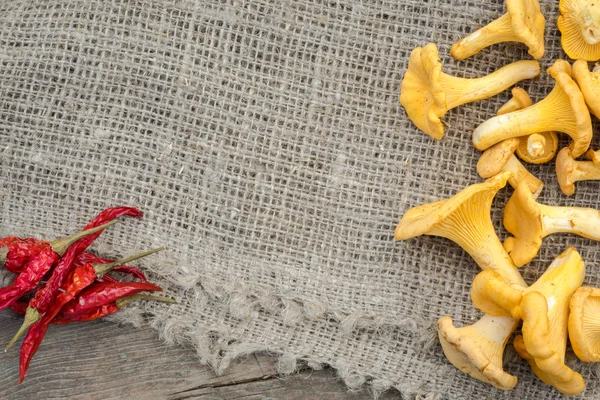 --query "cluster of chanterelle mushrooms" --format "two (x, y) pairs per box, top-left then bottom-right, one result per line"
(396, 0), (600, 396)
